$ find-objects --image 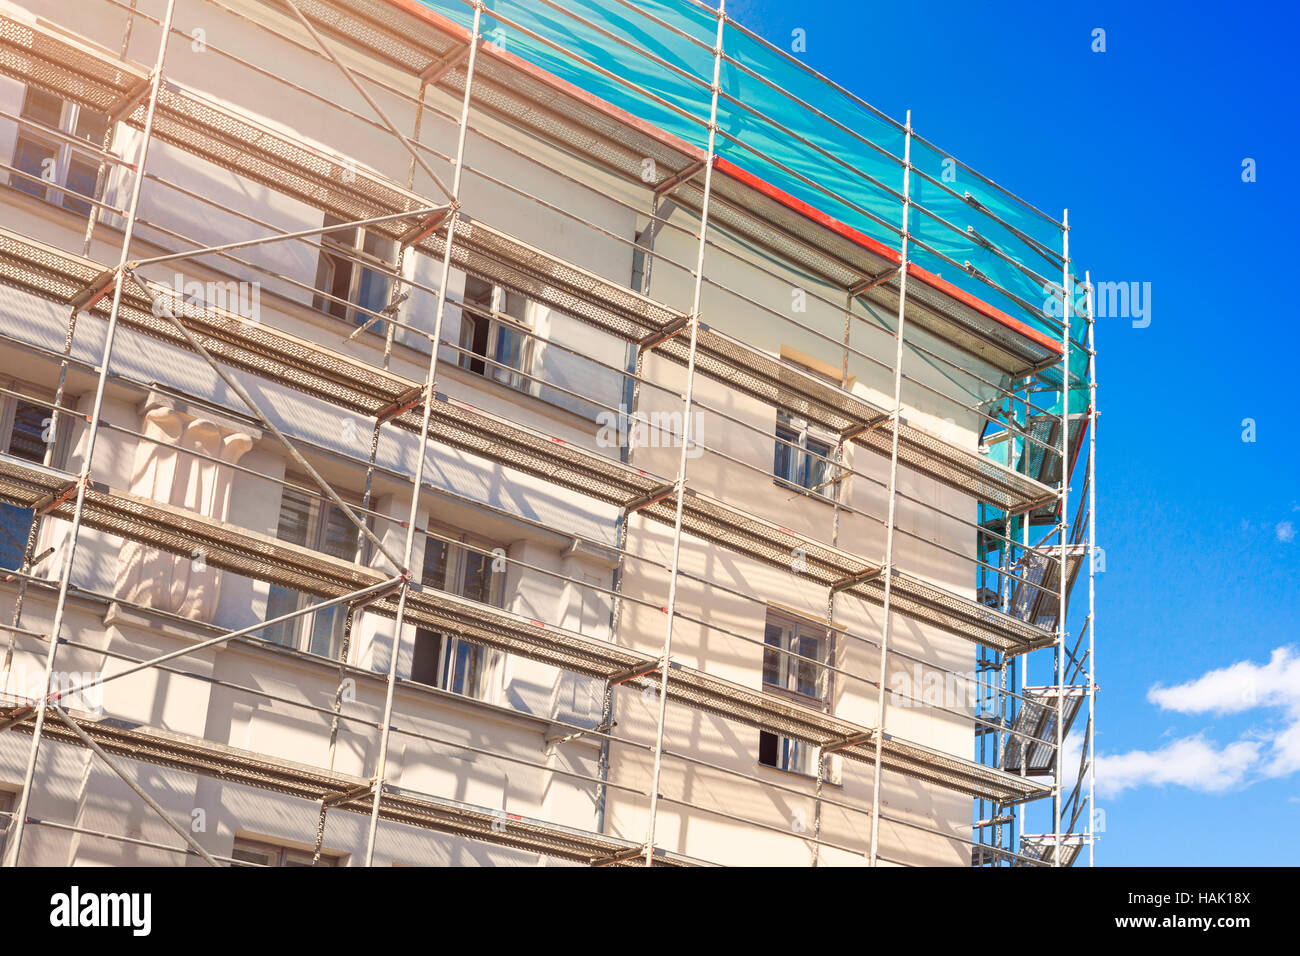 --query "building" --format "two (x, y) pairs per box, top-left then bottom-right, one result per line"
(0, 0), (1096, 867)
